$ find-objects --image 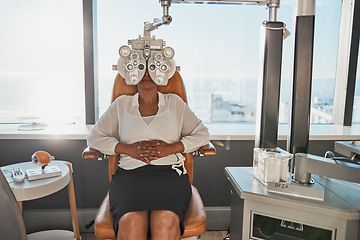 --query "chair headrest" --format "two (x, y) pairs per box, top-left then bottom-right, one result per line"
(111, 71), (187, 104)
